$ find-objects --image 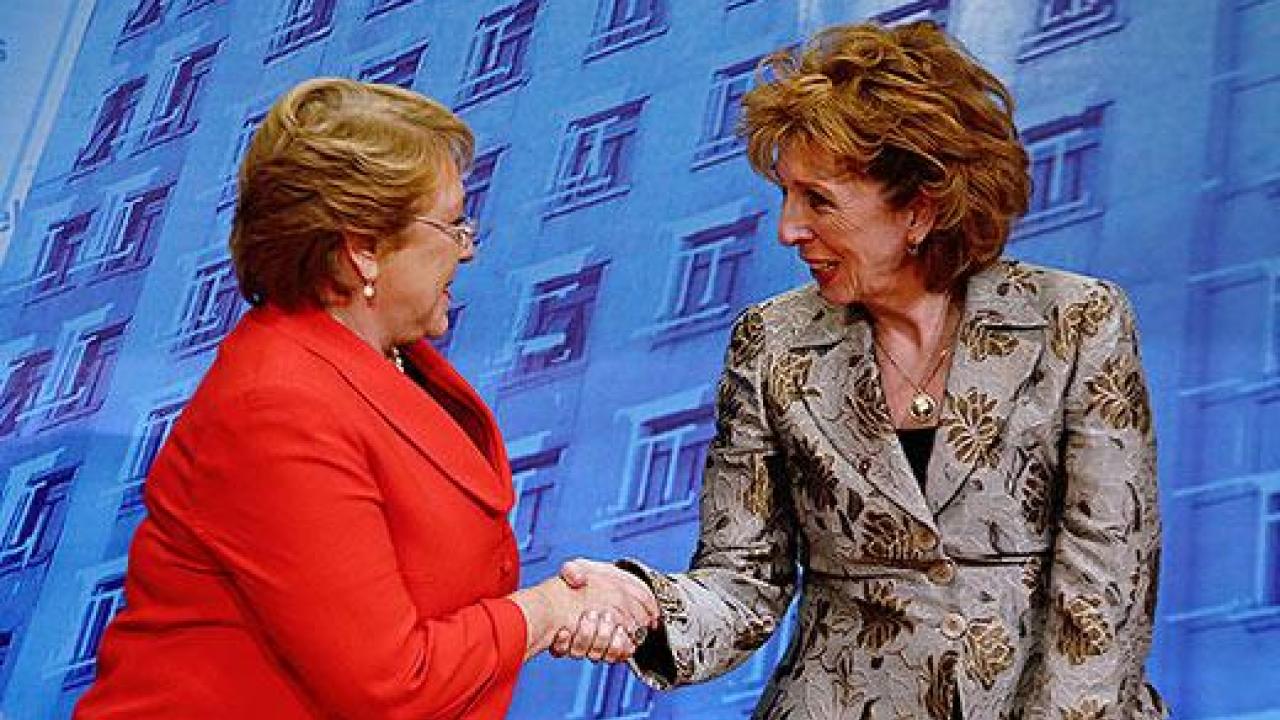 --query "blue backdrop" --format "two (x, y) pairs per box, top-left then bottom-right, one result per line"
(0, 1), (1277, 718)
